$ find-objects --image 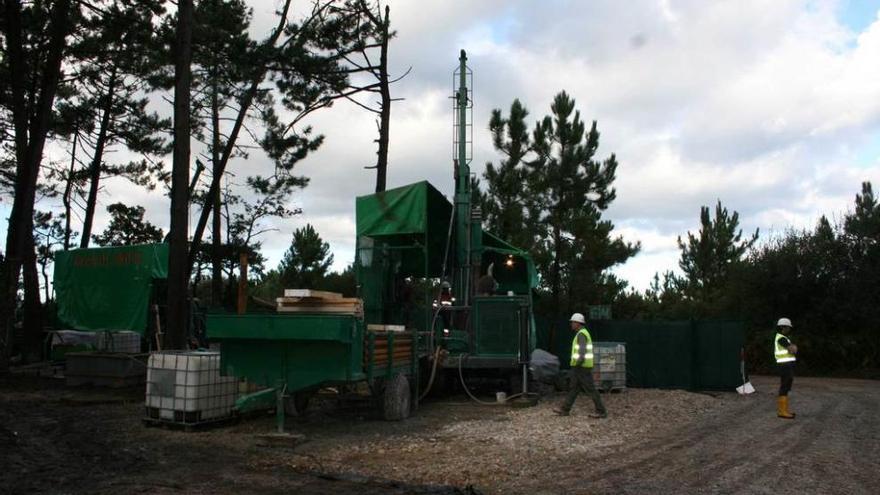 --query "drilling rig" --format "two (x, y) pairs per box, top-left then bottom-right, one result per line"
(355, 50), (538, 394)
